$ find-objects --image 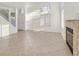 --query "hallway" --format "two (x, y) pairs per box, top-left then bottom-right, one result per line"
(0, 30), (71, 56)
